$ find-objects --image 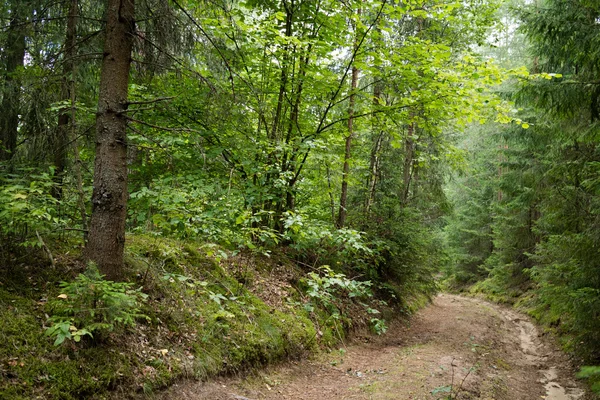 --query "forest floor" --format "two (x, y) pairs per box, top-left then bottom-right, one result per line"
(156, 294), (592, 400)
